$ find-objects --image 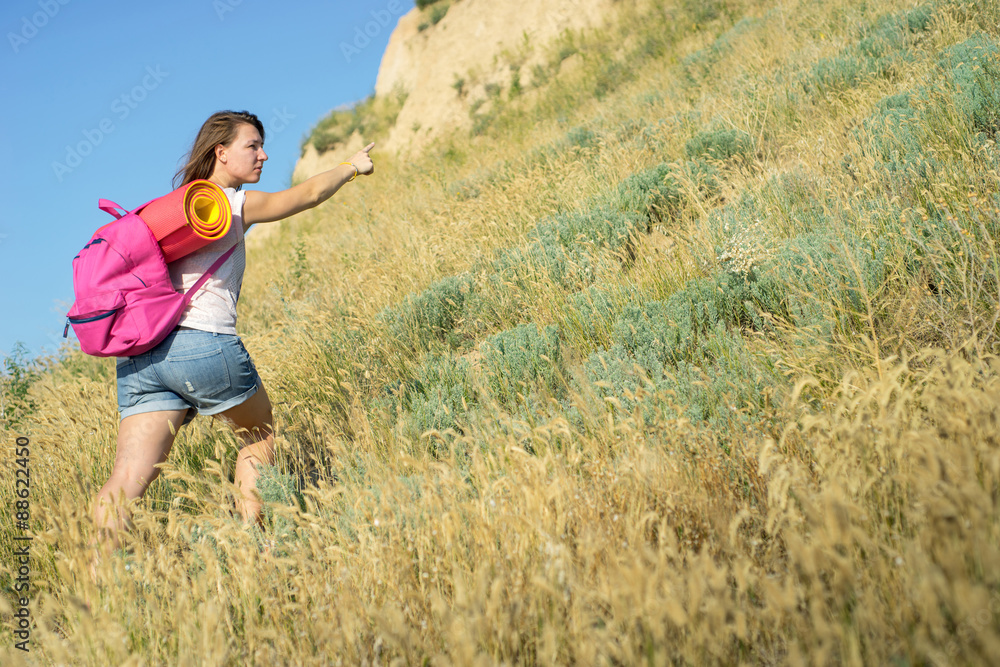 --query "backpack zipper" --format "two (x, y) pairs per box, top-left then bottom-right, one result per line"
(64, 308), (117, 338)
(68, 309), (118, 324)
